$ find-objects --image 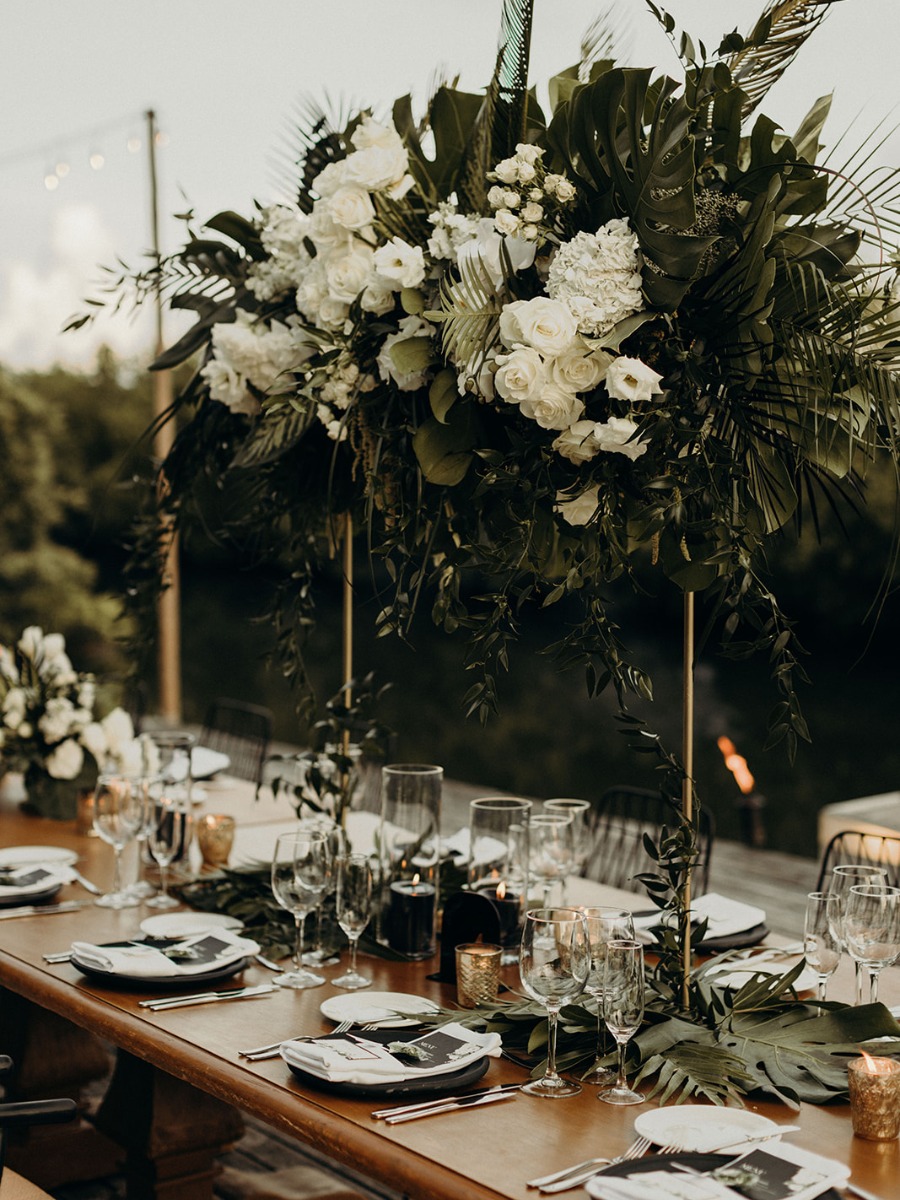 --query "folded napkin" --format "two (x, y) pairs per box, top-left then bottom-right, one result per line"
(632, 894), (766, 945)
(281, 1021), (501, 1085)
(71, 929), (259, 977)
(0, 865), (66, 898)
